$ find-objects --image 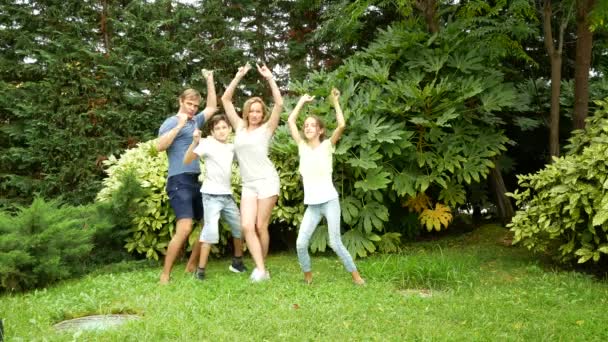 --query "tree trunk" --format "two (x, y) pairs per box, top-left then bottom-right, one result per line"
(101, 0), (110, 55)
(488, 160), (514, 225)
(542, 0), (572, 158)
(549, 54), (562, 157)
(573, 0), (596, 130)
(415, 0), (439, 33)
